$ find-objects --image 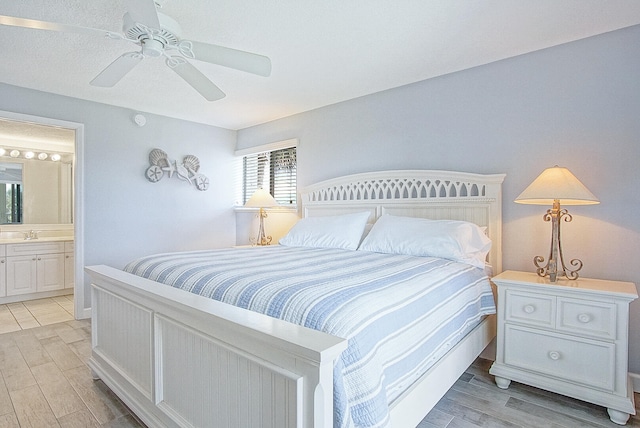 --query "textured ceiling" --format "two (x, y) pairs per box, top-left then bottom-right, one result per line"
(0, 118), (75, 153)
(1, 1), (640, 130)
